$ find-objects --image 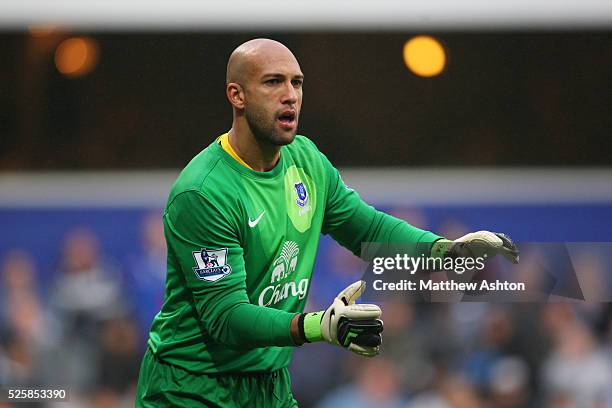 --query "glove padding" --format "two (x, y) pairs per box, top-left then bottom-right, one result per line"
(337, 318), (384, 348)
(448, 231), (519, 264)
(303, 280), (383, 357)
